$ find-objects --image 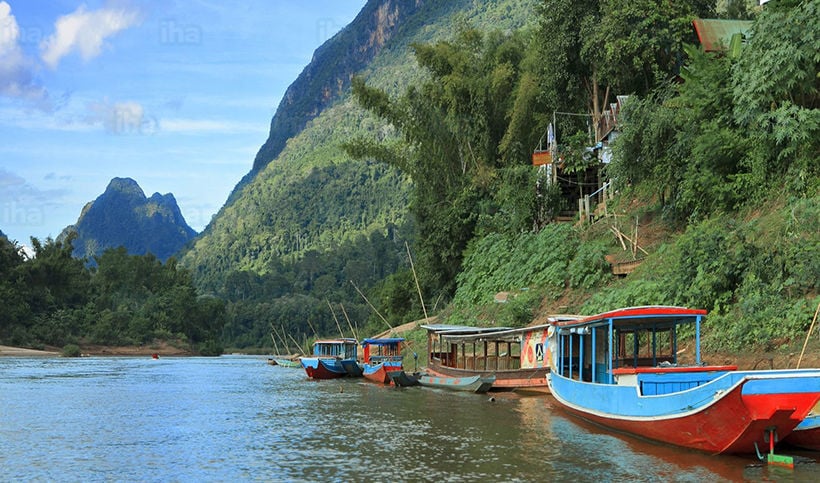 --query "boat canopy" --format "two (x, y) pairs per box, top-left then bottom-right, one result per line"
(441, 316), (583, 343)
(420, 324), (513, 335)
(551, 306), (708, 385)
(362, 337), (405, 346)
(553, 306), (706, 330)
(312, 338), (358, 358)
(313, 338), (358, 345)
